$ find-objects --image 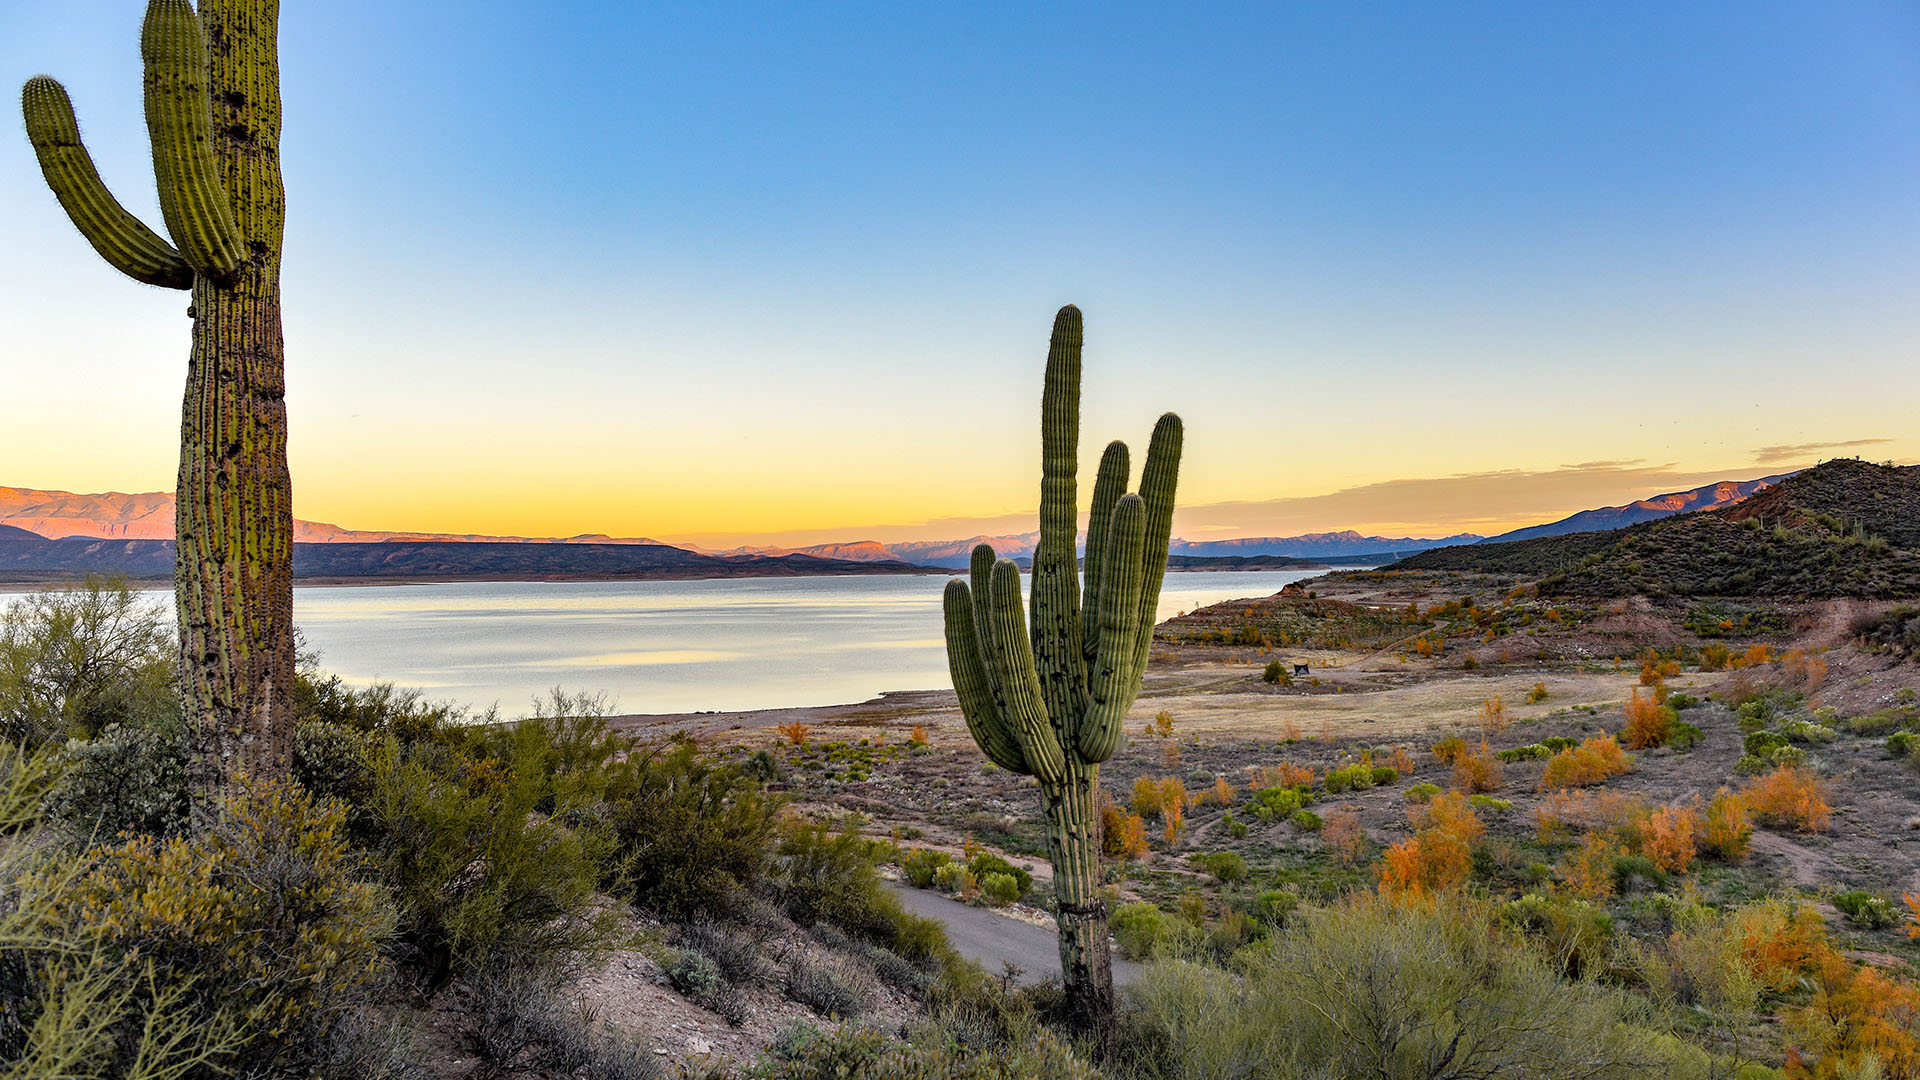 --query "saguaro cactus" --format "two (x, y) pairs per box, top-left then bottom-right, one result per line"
(942, 305), (1182, 1040)
(23, 0), (294, 794)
